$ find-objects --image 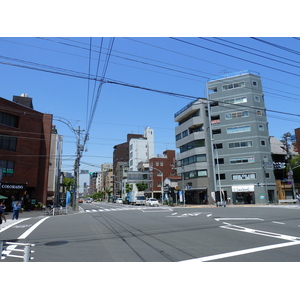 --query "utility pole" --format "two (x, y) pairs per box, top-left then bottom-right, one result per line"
(73, 127), (85, 211)
(282, 132), (296, 199)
